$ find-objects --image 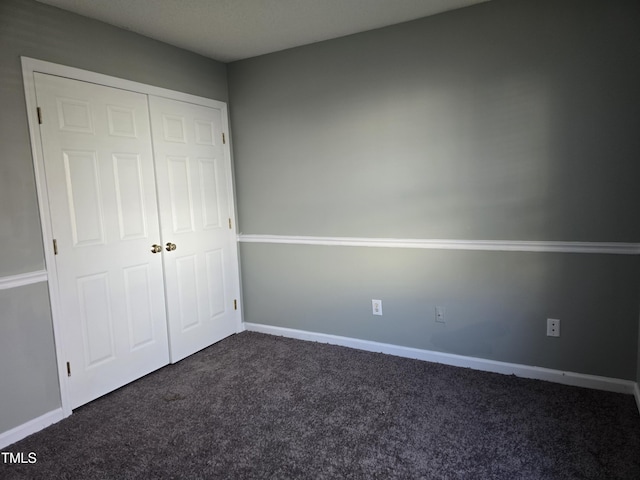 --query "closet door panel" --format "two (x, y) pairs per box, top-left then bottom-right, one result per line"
(150, 96), (238, 362)
(34, 73), (170, 409)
